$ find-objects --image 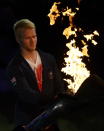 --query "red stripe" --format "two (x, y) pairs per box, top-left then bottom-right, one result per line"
(36, 64), (43, 92)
